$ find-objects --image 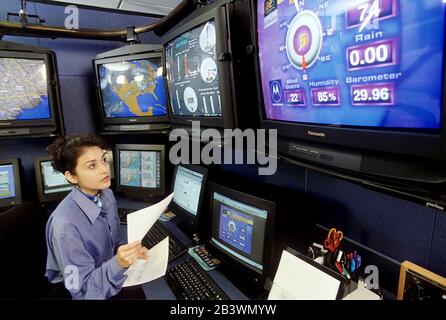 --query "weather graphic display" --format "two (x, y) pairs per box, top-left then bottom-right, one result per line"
(165, 20), (222, 117)
(119, 150), (161, 188)
(98, 59), (167, 118)
(0, 58), (50, 121)
(258, 0), (445, 129)
(218, 204), (254, 255)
